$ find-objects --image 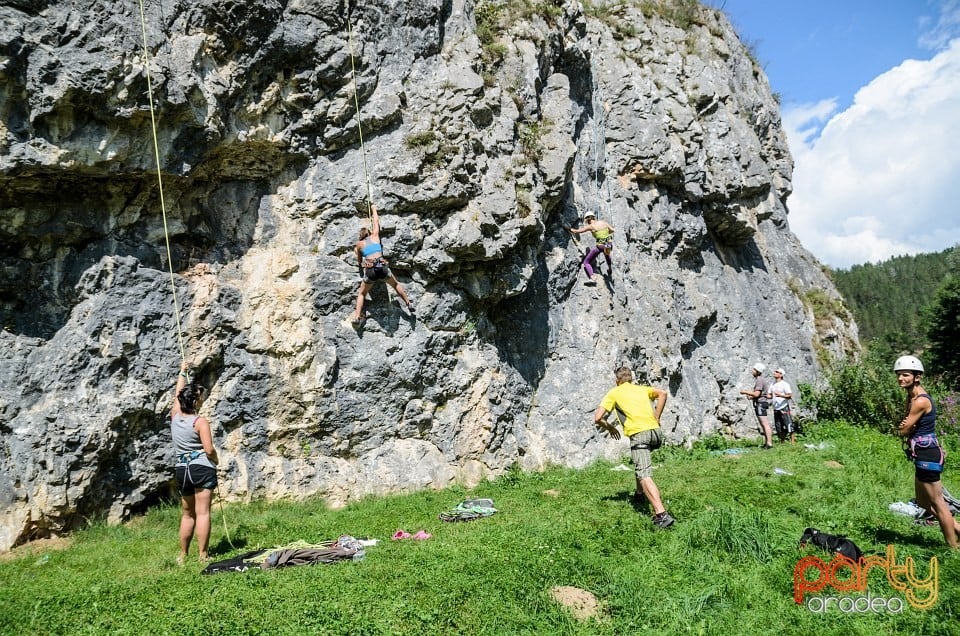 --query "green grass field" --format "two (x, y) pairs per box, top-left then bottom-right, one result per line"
(1, 423), (957, 635)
